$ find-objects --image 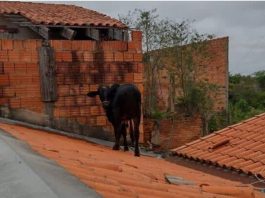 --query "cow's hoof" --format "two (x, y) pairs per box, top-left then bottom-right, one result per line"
(134, 152), (140, 157)
(112, 144), (120, 150)
(124, 146), (129, 151)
